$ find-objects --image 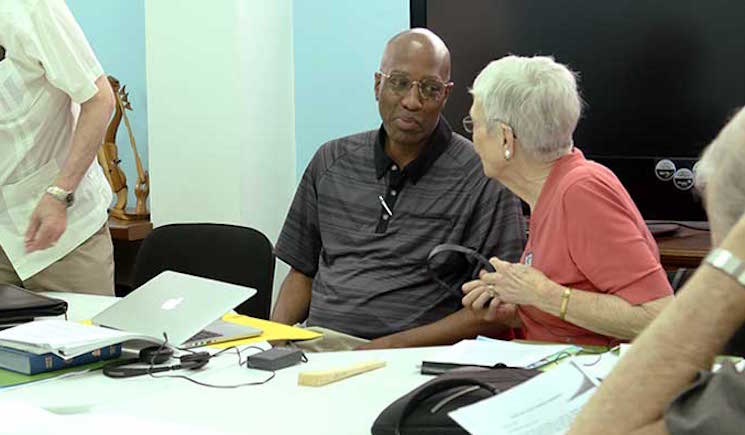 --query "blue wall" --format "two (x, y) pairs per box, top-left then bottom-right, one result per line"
(292, 0), (410, 177)
(67, 0), (148, 207)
